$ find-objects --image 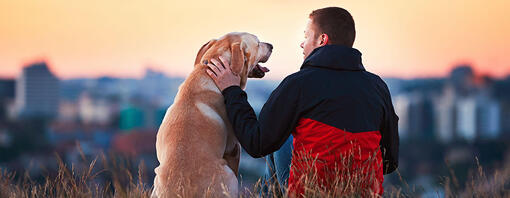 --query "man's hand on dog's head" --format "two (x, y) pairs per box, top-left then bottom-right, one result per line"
(206, 56), (241, 92)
